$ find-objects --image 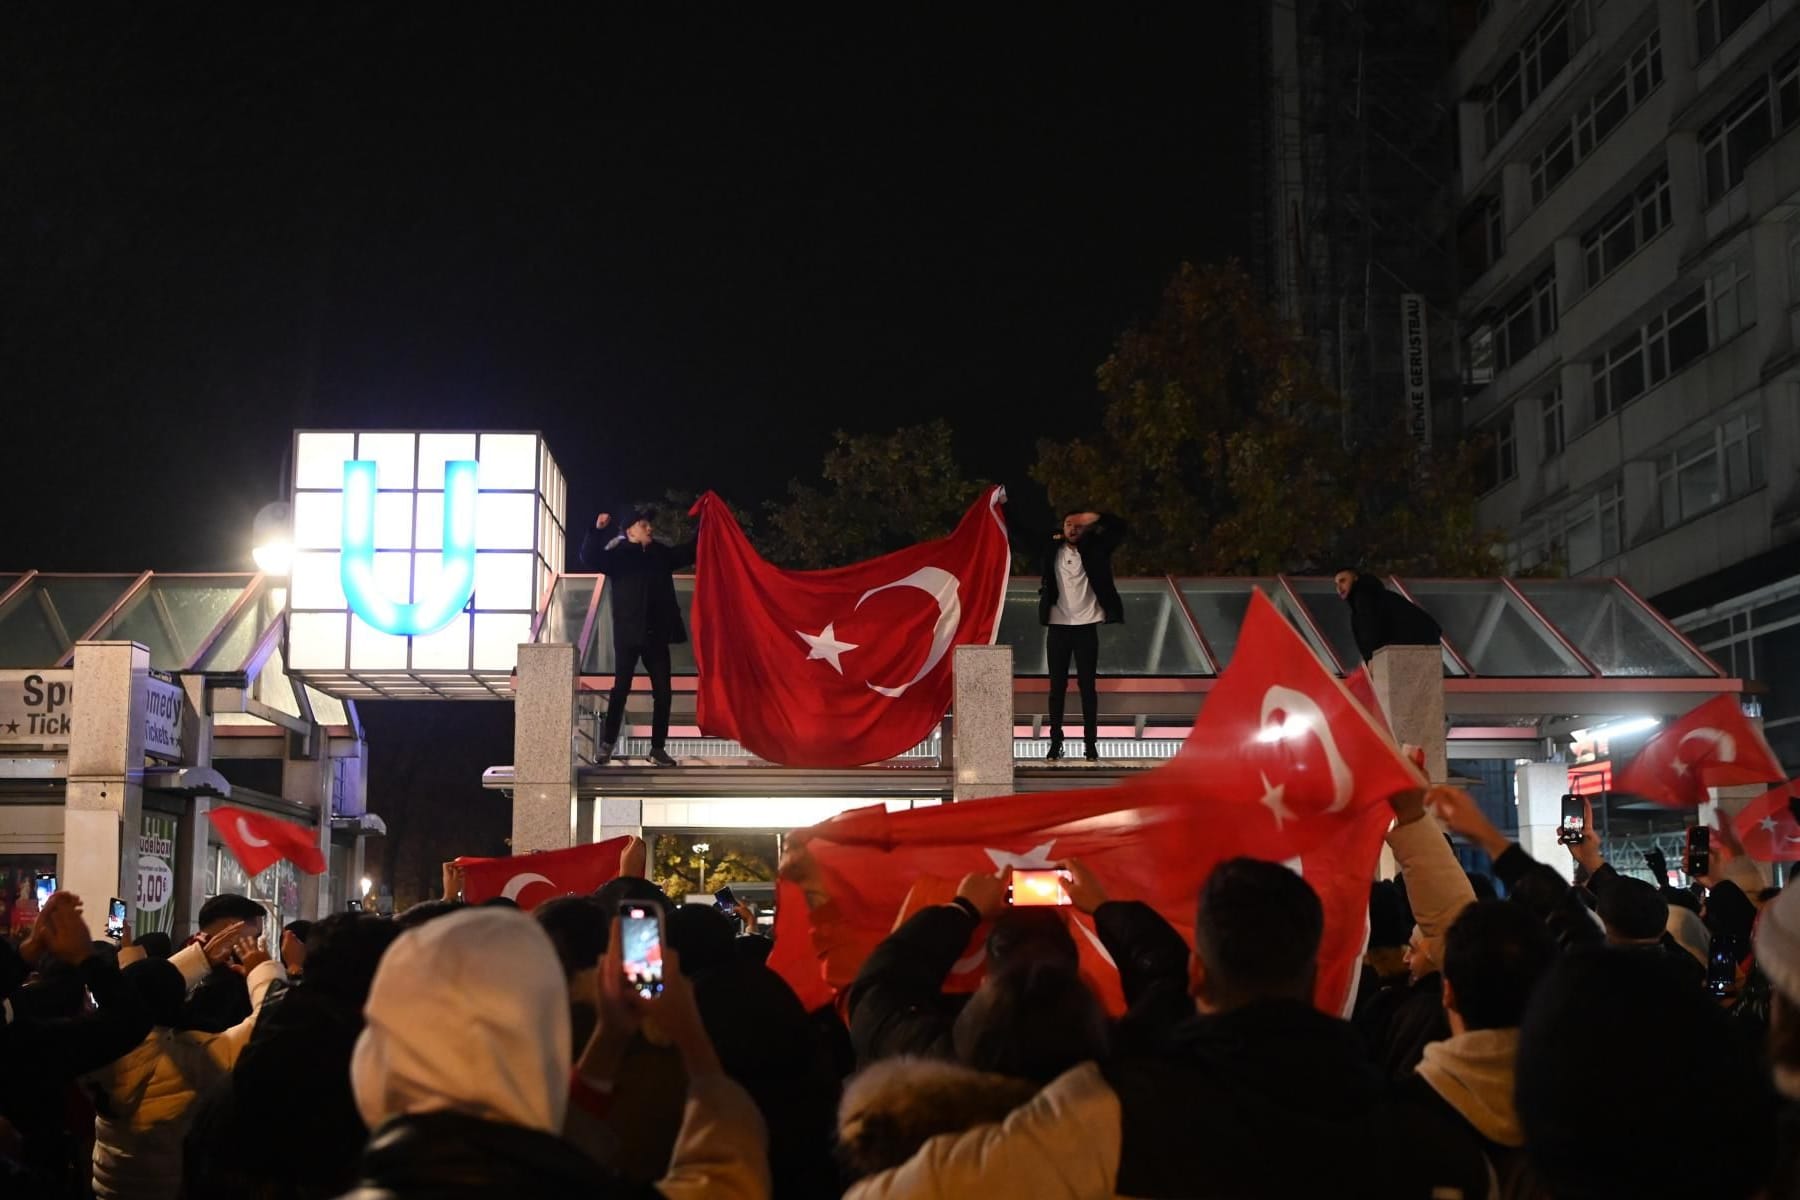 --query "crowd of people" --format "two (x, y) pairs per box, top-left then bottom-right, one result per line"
(4, 789), (1798, 1199)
